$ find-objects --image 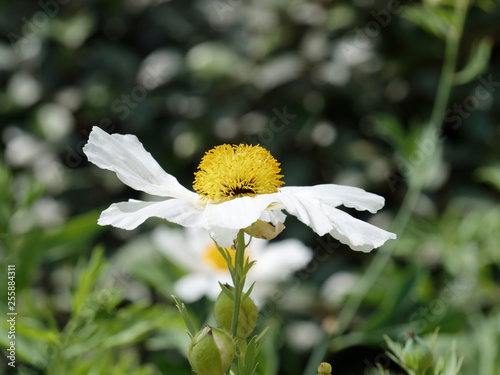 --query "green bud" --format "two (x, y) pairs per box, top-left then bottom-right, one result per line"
(403, 333), (433, 373)
(214, 288), (258, 340)
(317, 362), (332, 375)
(188, 325), (236, 375)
